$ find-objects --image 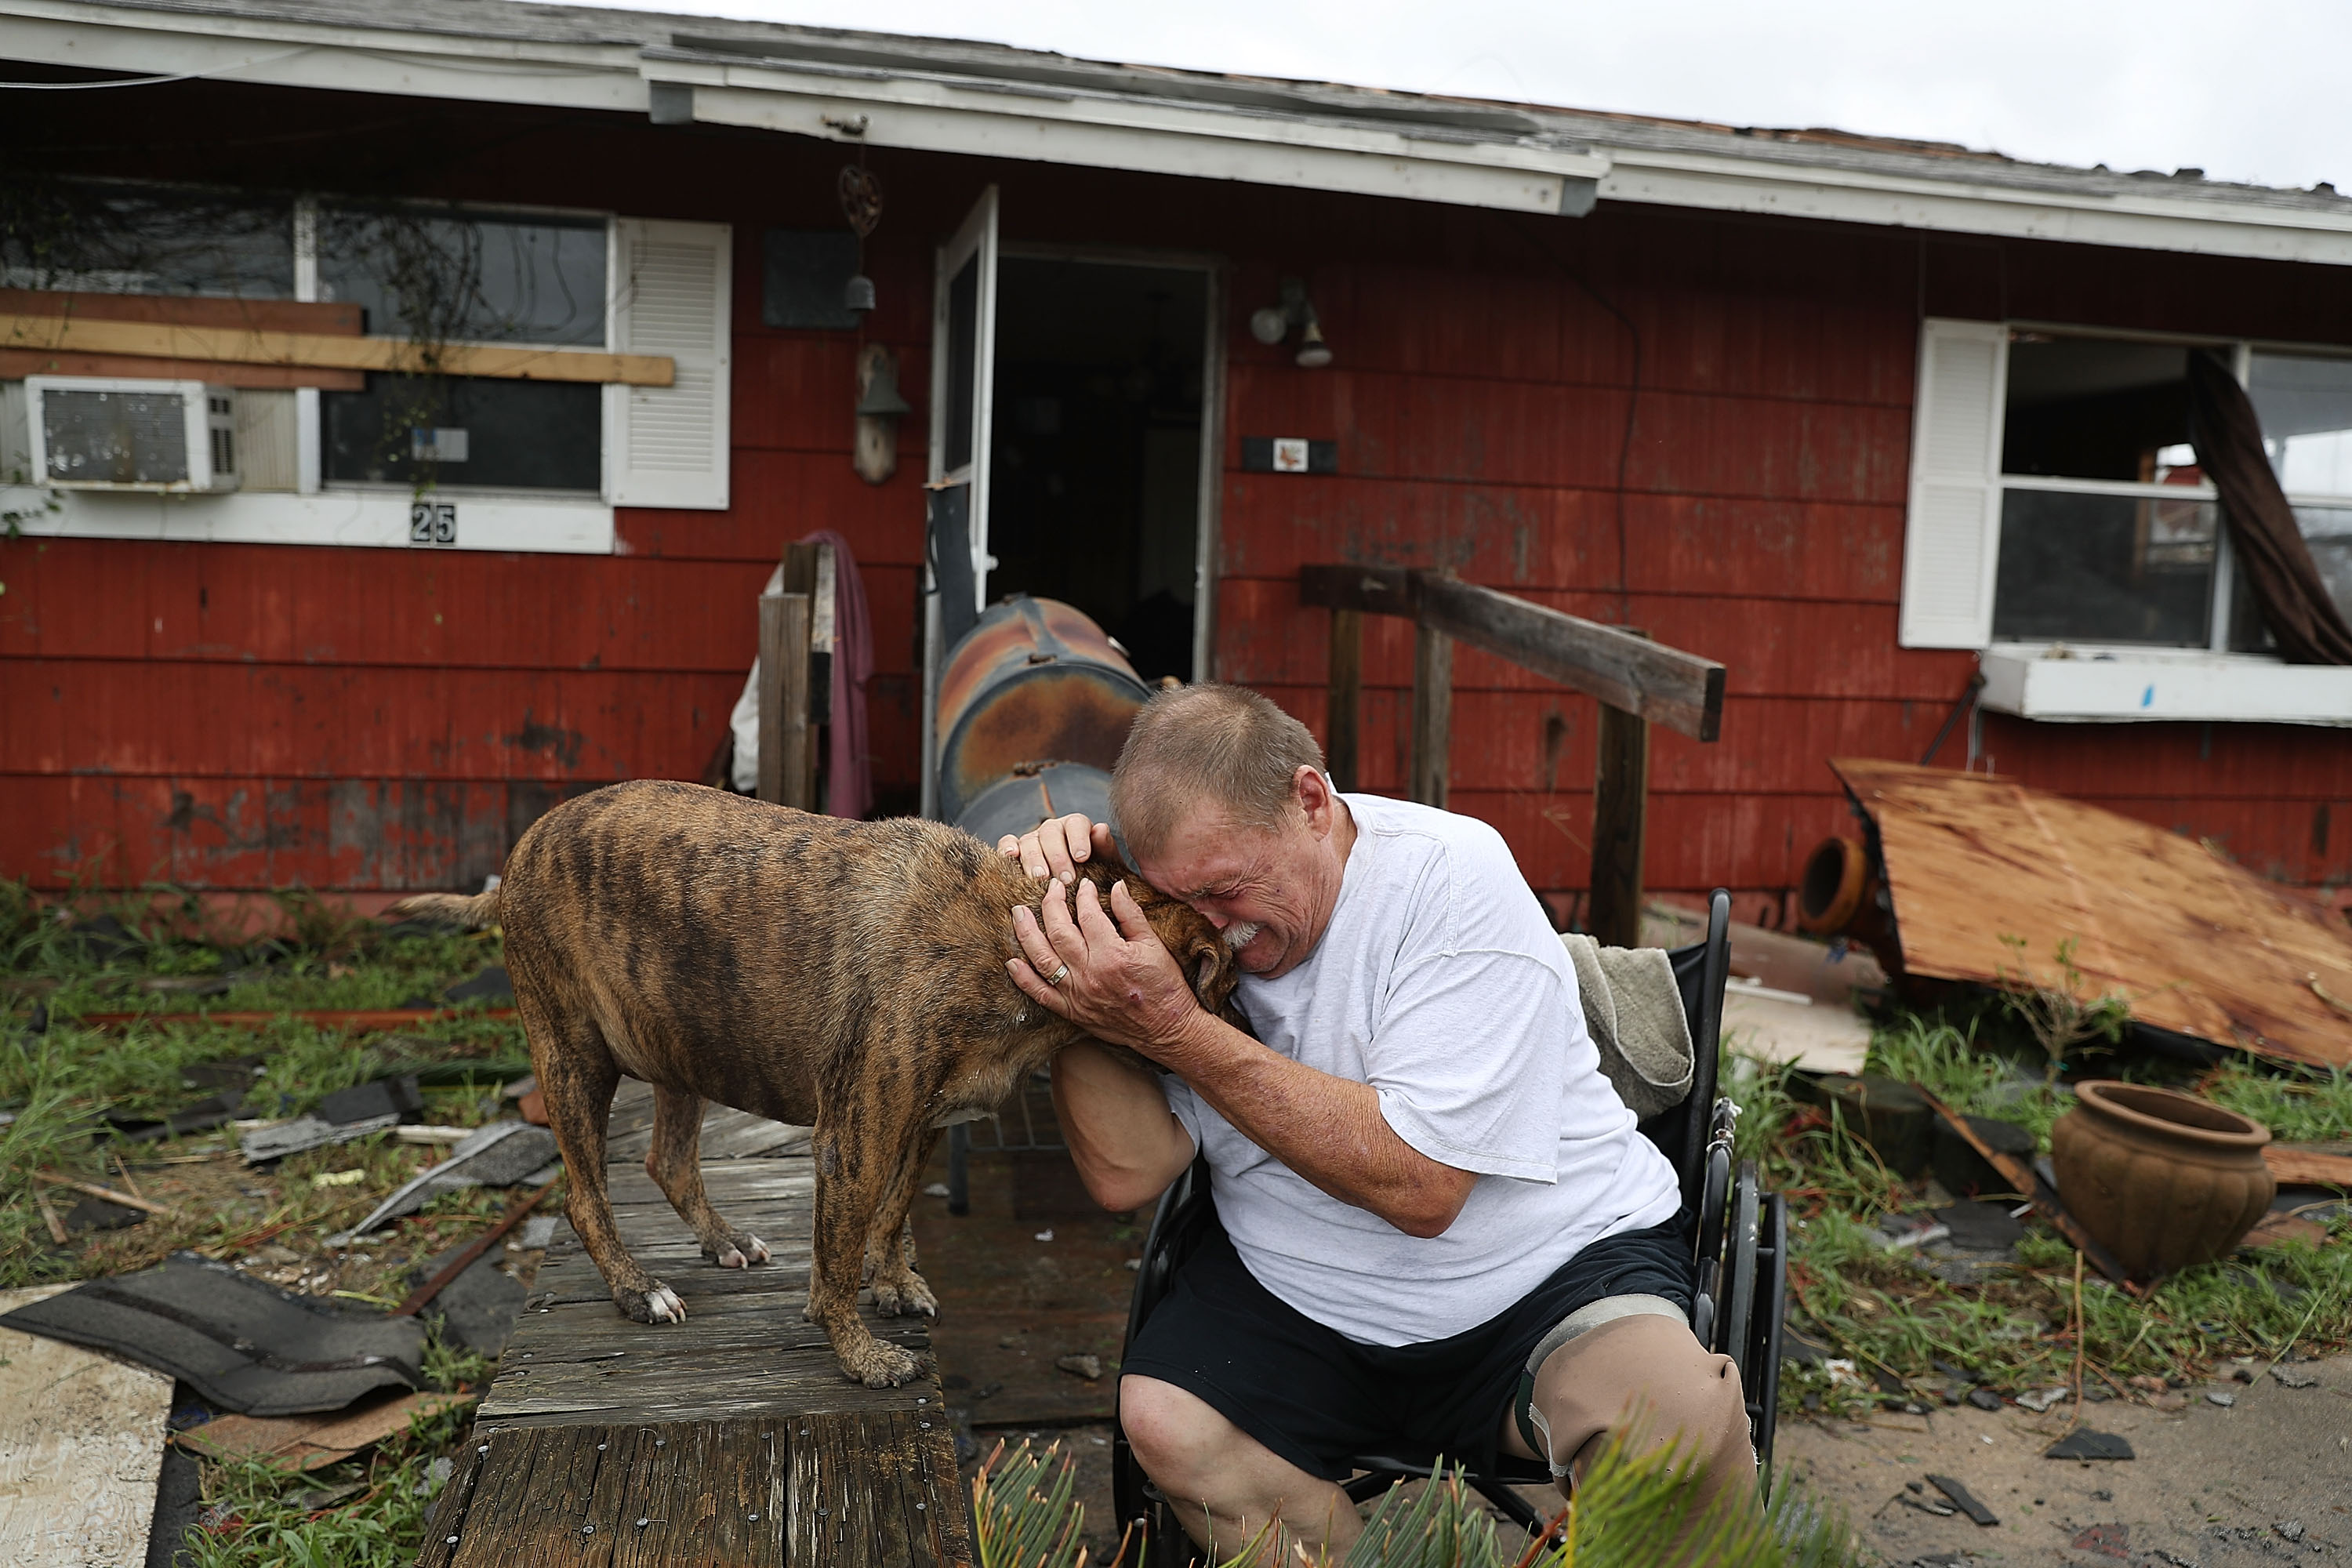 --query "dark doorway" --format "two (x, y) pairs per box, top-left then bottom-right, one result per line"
(985, 256), (1207, 684)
